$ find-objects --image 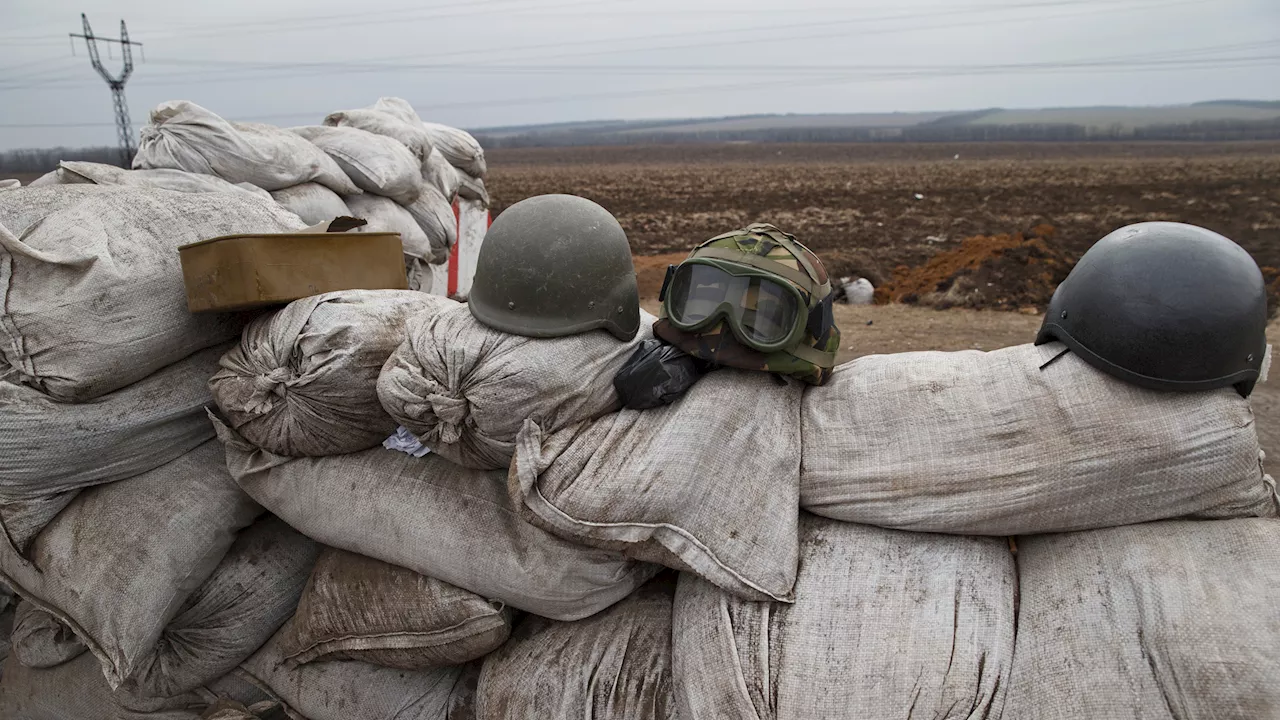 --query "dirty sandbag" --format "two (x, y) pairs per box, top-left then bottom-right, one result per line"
(324, 108), (433, 160)
(211, 290), (456, 457)
(0, 652), (201, 720)
(0, 178), (20, 190)
(0, 186), (304, 401)
(405, 185), (457, 264)
(801, 342), (1279, 534)
(0, 441), (262, 690)
(0, 493), (79, 555)
(280, 548), (514, 669)
(613, 339), (707, 410)
(421, 123), (487, 179)
(378, 306), (655, 470)
(345, 192), (434, 262)
(215, 416), (657, 621)
(1004, 518), (1280, 720)
(269, 183), (351, 226)
(12, 603), (87, 669)
(842, 277), (874, 304)
(122, 516), (320, 699)
(370, 97), (422, 125)
(291, 125), (423, 205)
(201, 699), (290, 720)
(456, 172), (489, 206)
(423, 148), (461, 202)
(475, 574), (675, 720)
(133, 101), (359, 194)
(514, 369), (802, 602)
(35, 161), (273, 201)
(0, 601), (12, 671)
(672, 514), (1016, 719)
